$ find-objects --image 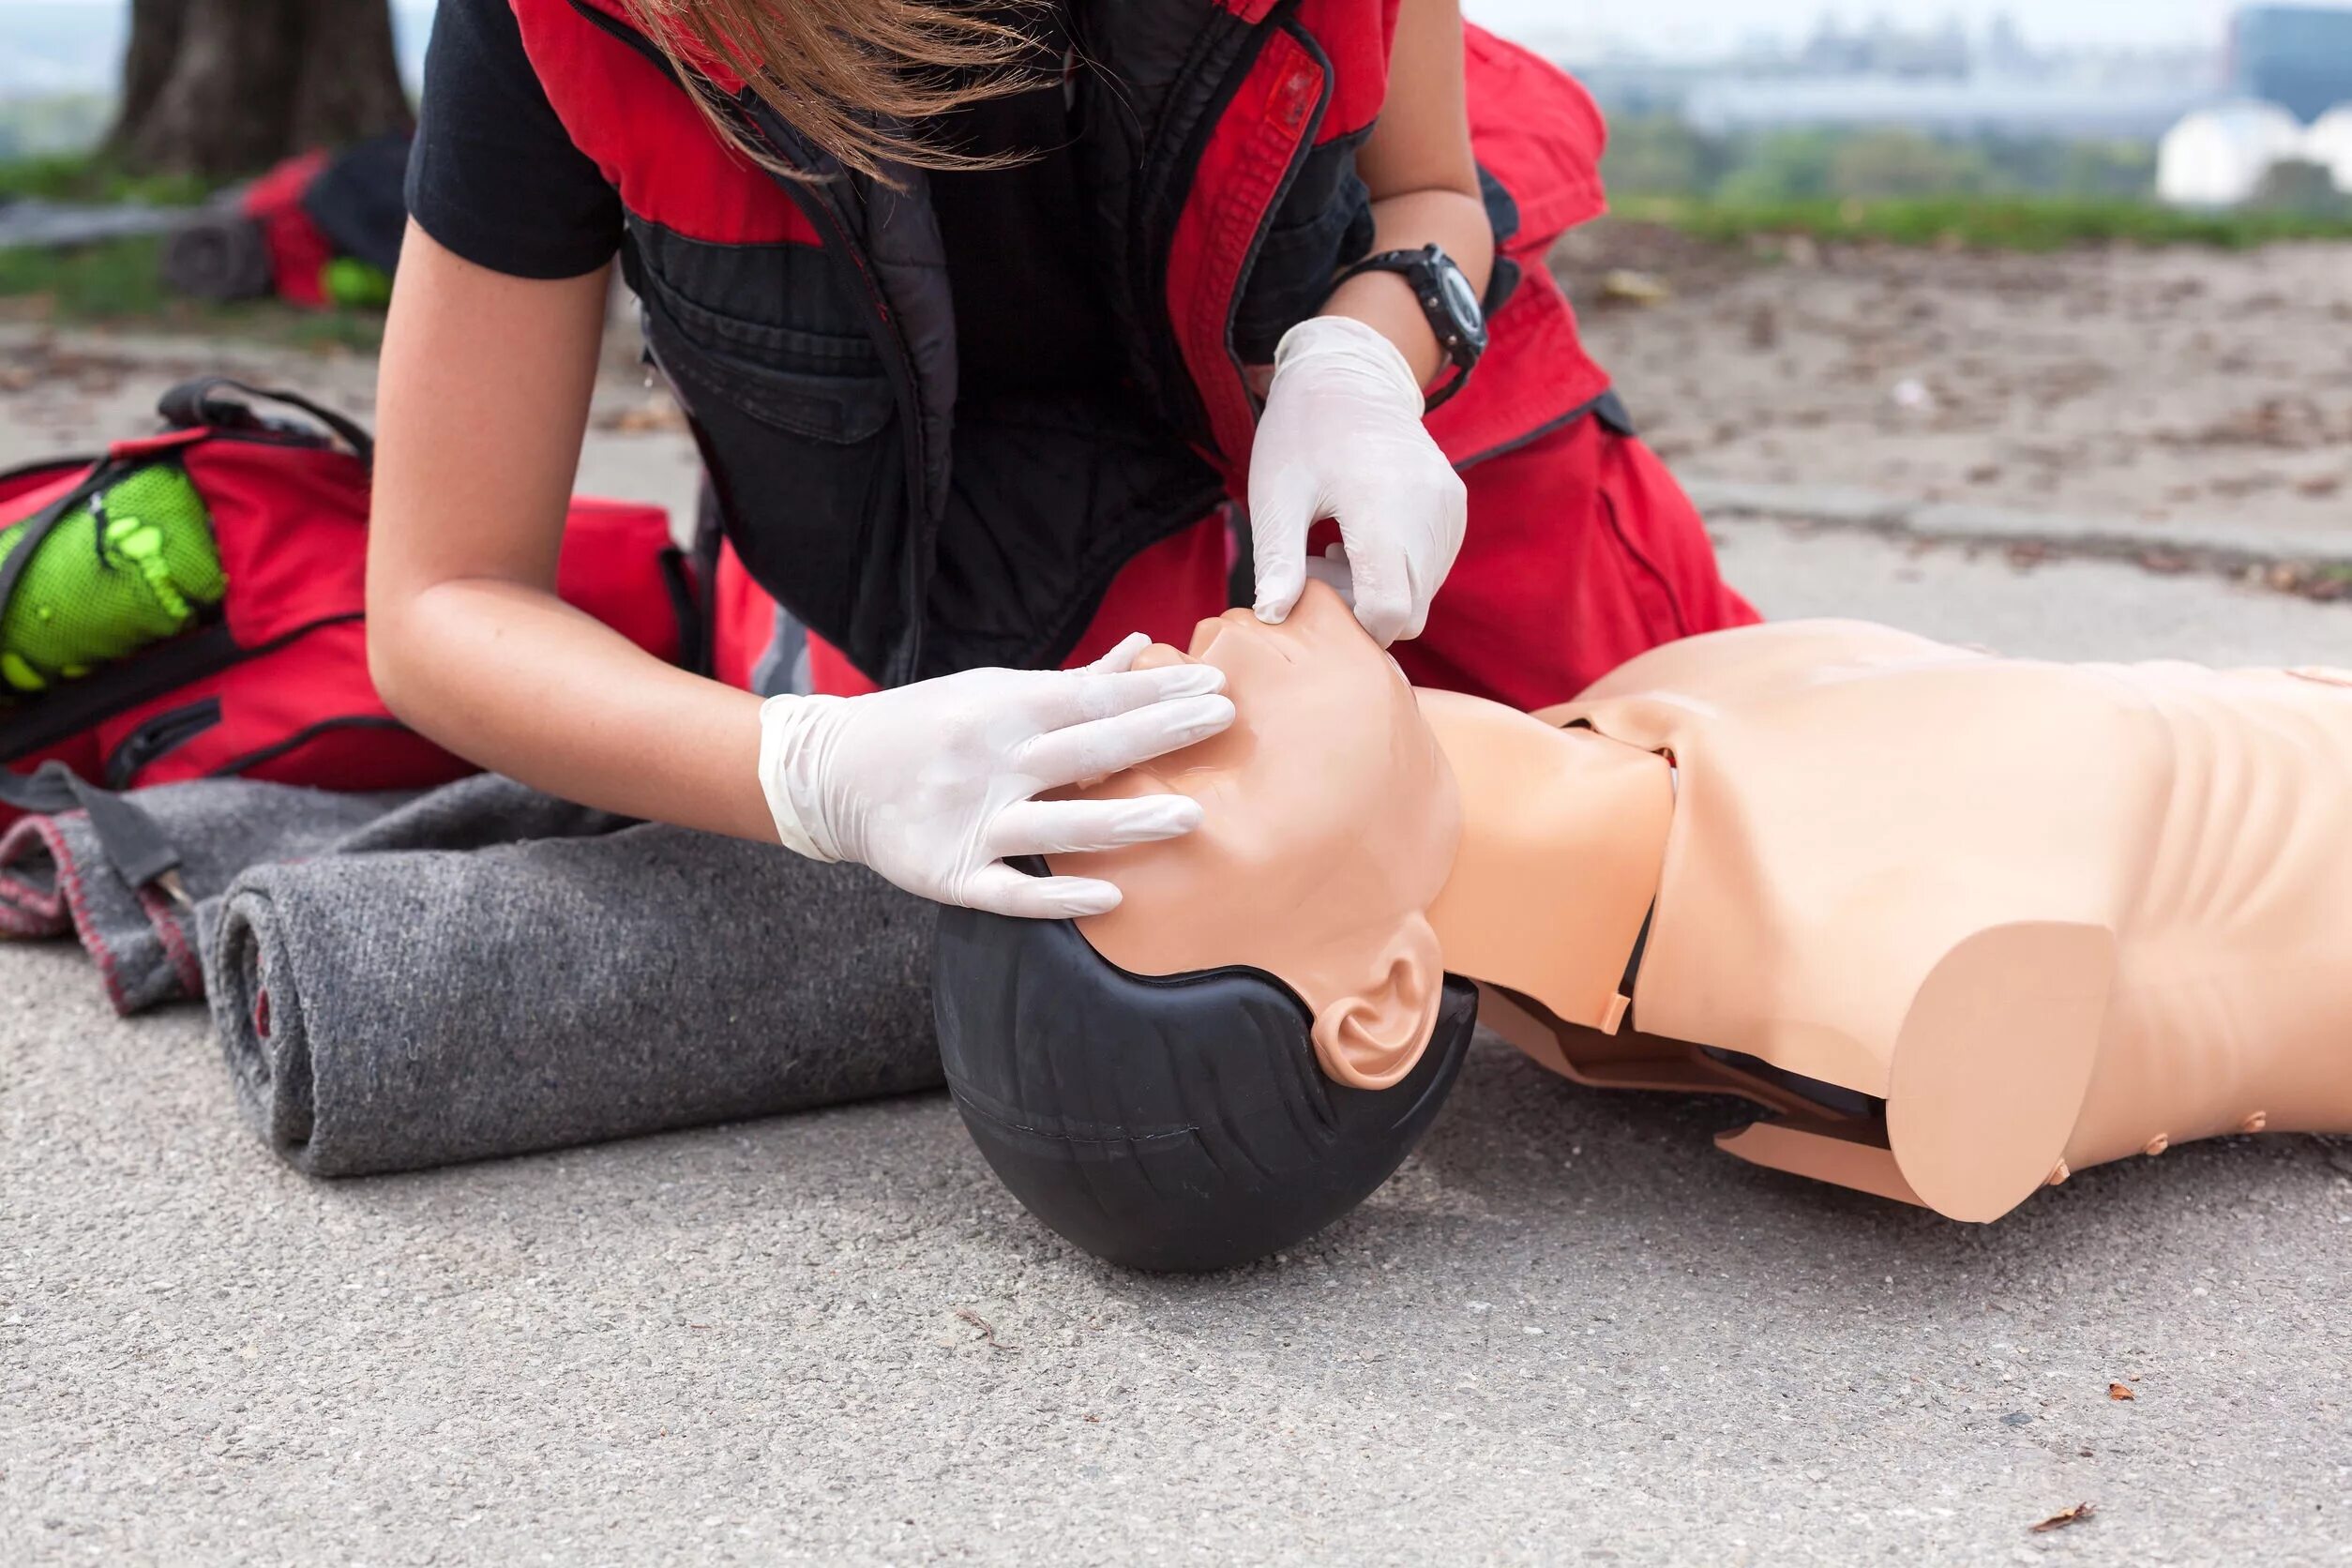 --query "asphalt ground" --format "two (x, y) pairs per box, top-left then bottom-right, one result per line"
(8, 518), (2350, 1566)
